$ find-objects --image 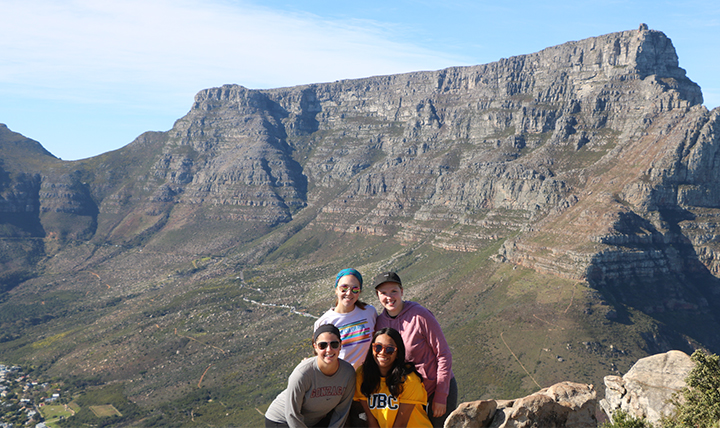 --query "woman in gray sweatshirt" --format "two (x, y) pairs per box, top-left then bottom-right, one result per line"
(265, 324), (356, 428)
